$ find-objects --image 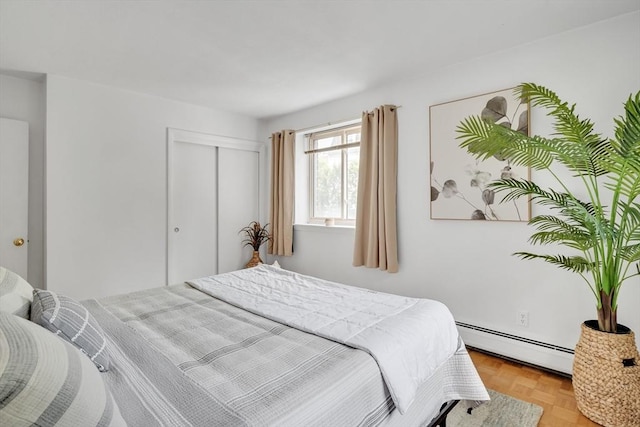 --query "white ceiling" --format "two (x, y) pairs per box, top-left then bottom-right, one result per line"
(1, 1), (638, 119)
